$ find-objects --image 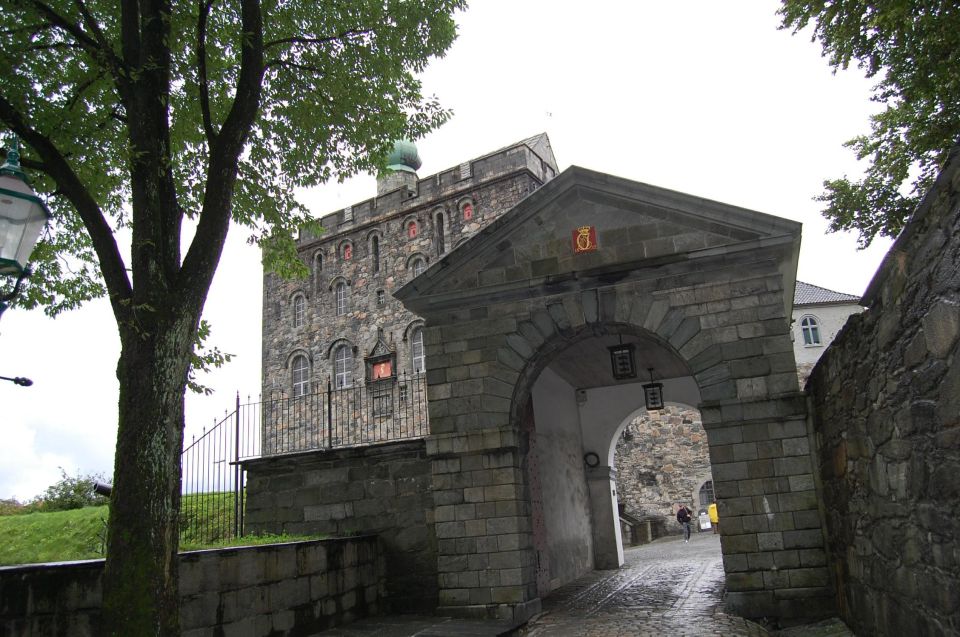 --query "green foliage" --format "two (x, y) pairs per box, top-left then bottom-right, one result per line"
(1, 0), (465, 314)
(0, 499), (28, 516)
(31, 468), (110, 513)
(187, 320), (234, 395)
(779, 1), (960, 247)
